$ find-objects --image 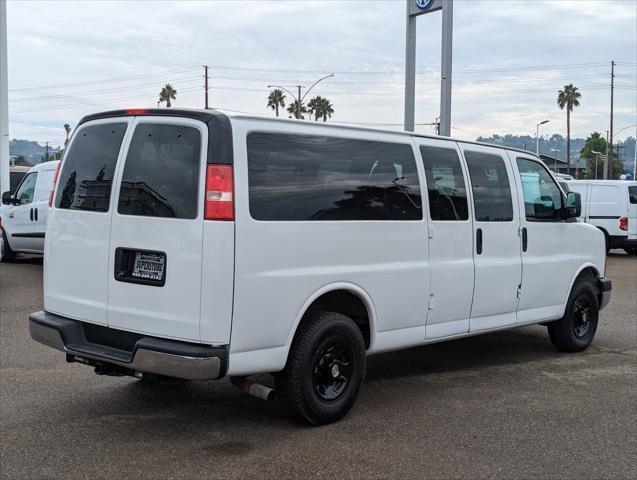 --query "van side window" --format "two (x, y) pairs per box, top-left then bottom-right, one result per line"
(15, 172), (38, 205)
(56, 123), (127, 212)
(629, 186), (637, 204)
(516, 158), (563, 220)
(464, 150), (514, 222)
(419, 146), (468, 221)
(118, 124), (201, 219)
(247, 132), (422, 221)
